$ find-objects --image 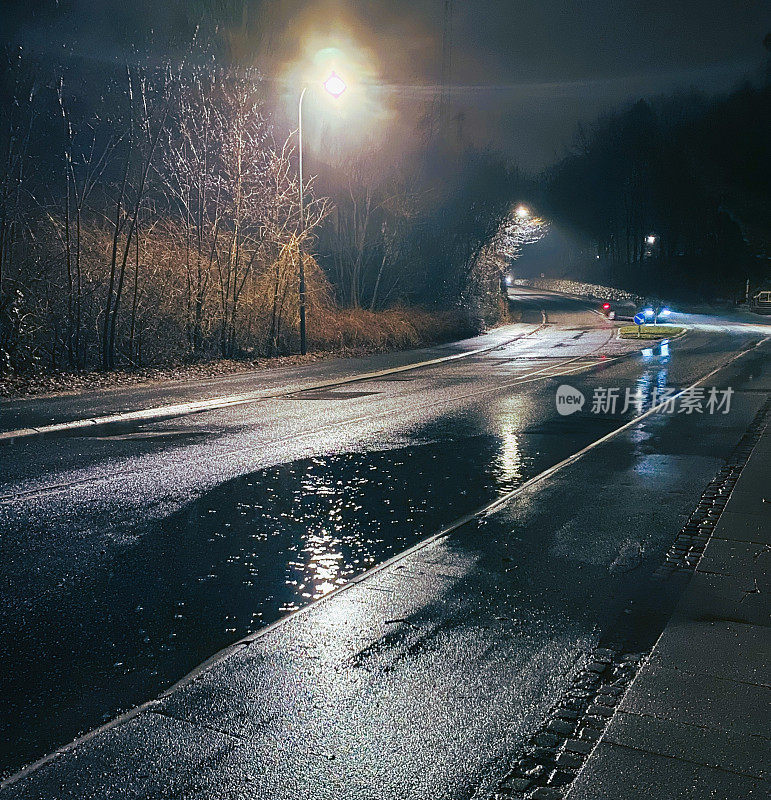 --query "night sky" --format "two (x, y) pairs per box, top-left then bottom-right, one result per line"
(3, 0), (770, 168)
